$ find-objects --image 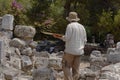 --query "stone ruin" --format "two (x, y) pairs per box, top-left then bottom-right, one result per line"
(0, 14), (120, 80)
